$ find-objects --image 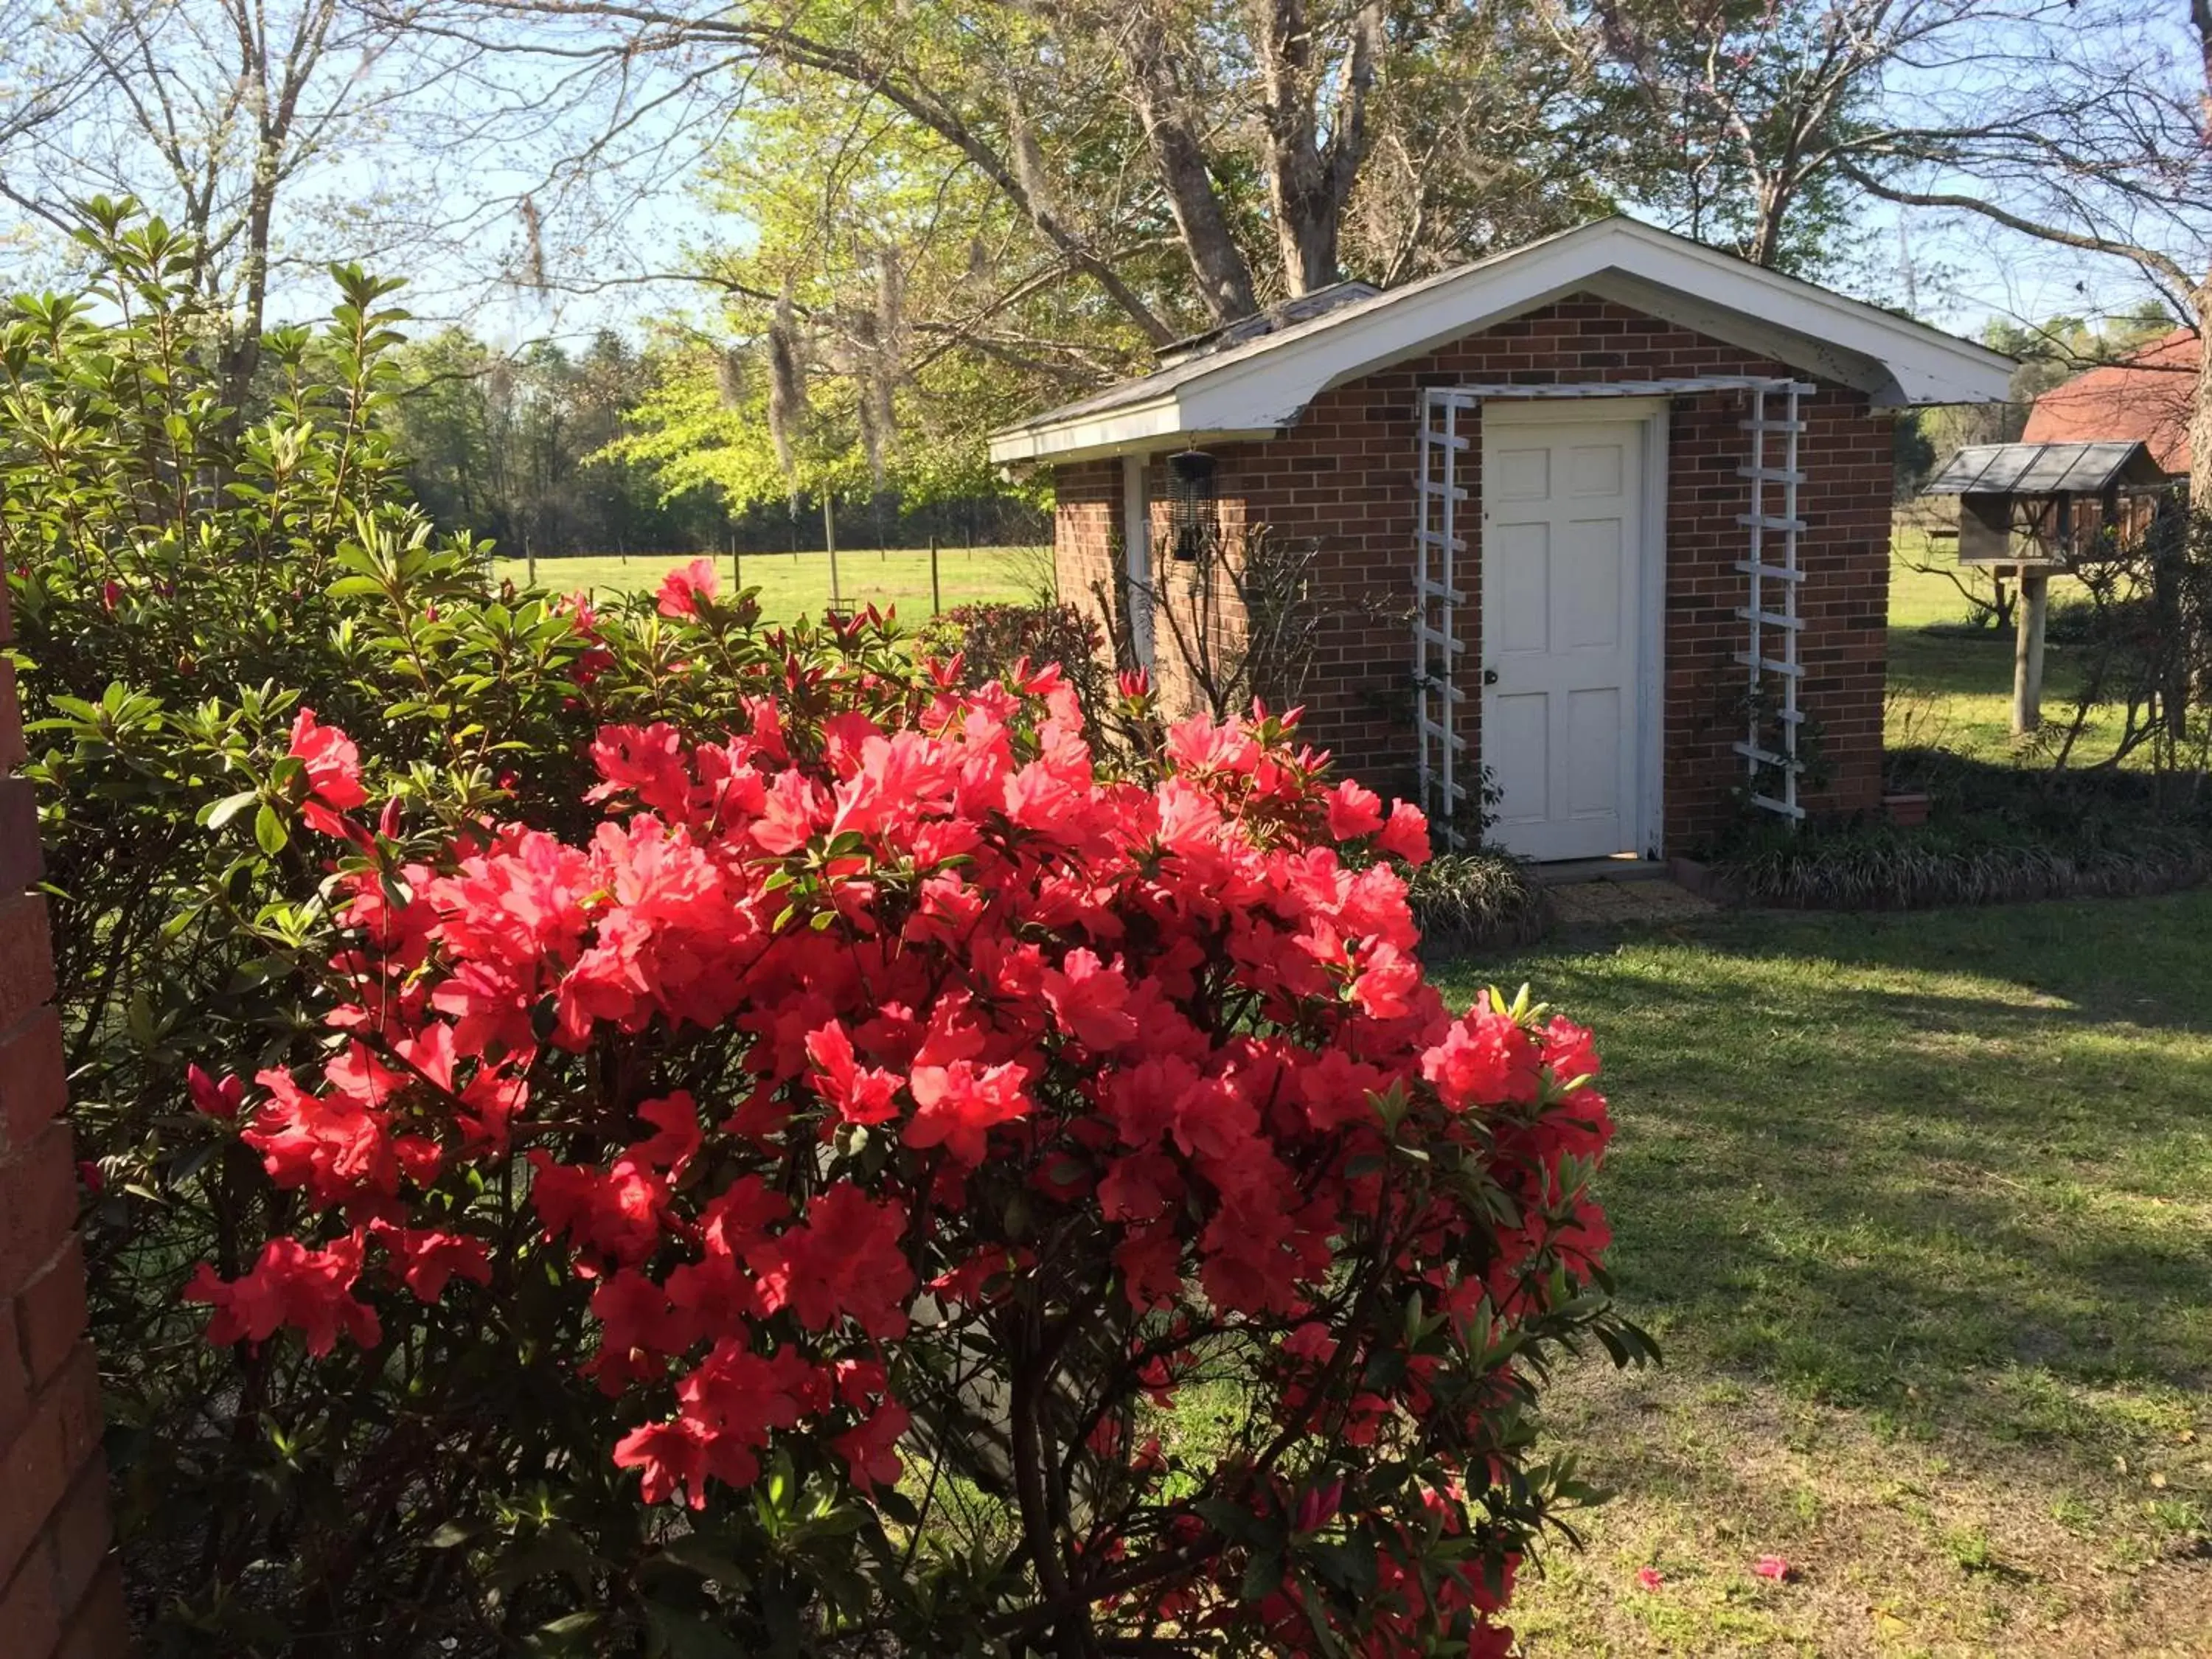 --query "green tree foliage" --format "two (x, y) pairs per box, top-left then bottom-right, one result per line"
(1573, 0), (1978, 276)
(605, 63), (1147, 513)
(384, 327), (723, 558)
